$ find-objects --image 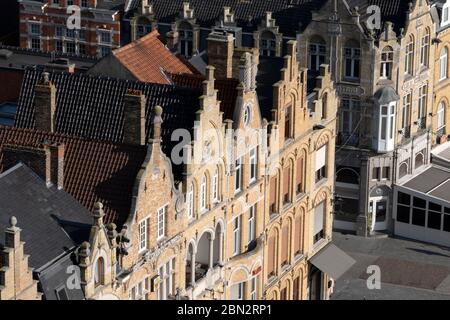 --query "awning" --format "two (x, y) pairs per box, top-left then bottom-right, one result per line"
(309, 244), (355, 280)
